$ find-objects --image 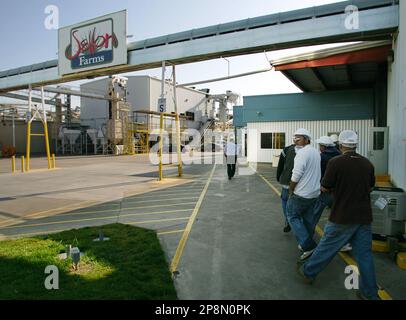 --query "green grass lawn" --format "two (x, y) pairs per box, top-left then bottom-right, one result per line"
(0, 223), (177, 299)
